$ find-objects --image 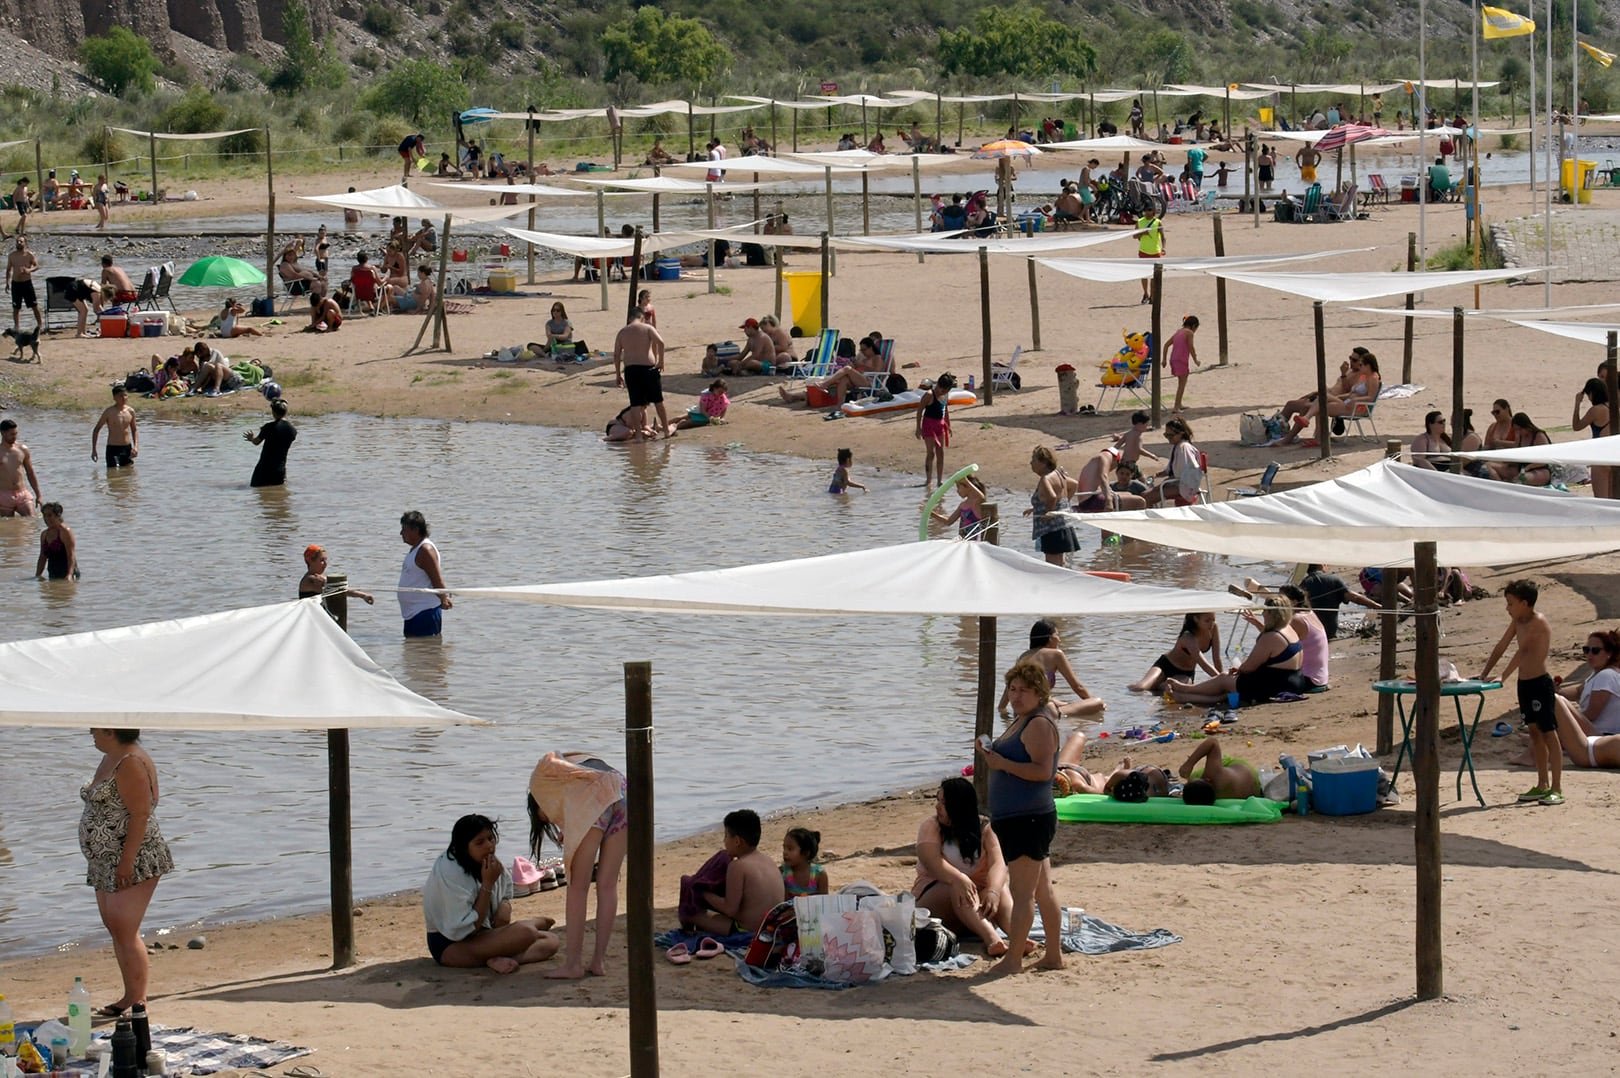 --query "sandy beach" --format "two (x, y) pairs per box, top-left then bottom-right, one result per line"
(5, 156), (1620, 1075)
